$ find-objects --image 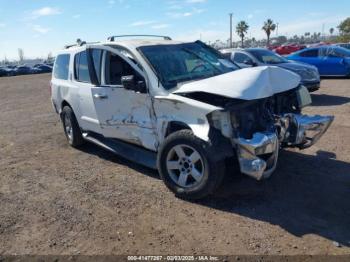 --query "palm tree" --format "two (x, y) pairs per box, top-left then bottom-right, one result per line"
(236, 21), (249, 47)
(329, 28), (335, 36)
(262, 19), (276, 46)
